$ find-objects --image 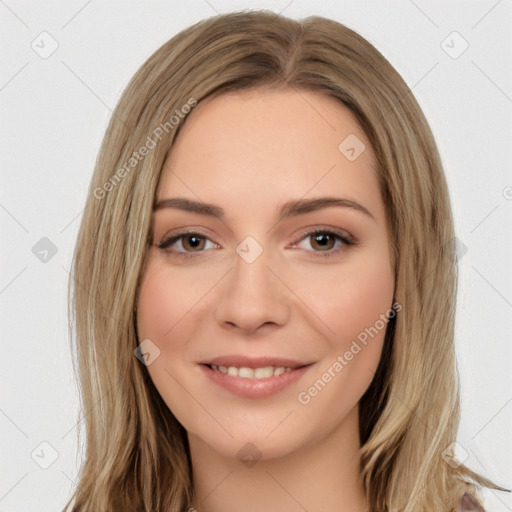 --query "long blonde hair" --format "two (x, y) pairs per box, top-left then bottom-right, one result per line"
(64, 10), (509, 512)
